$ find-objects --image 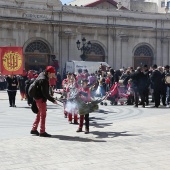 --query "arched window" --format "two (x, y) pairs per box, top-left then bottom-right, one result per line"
(85, 43), (105, 56)
(25, 40), (50, 53)
(134, 45), (153, 57)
